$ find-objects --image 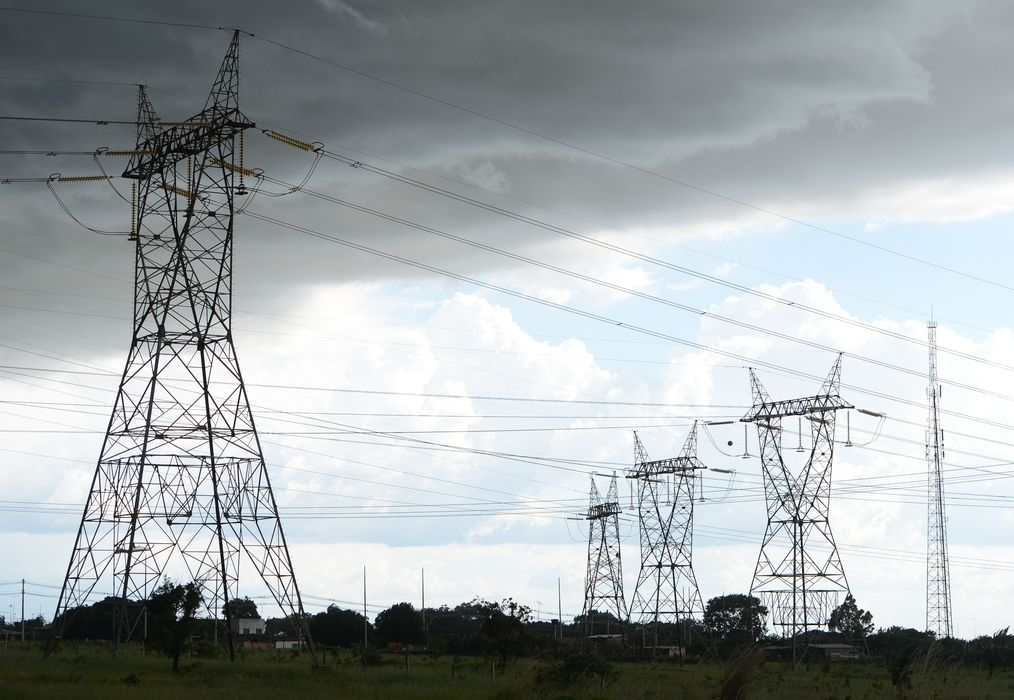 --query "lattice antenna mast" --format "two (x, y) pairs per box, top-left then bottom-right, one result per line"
(926, 321), (953, 637)
(742, 354), (853, 656)
(581, 474), (628, 636)
(627, 425), (706, 649)
(53, 33), (316, 664)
